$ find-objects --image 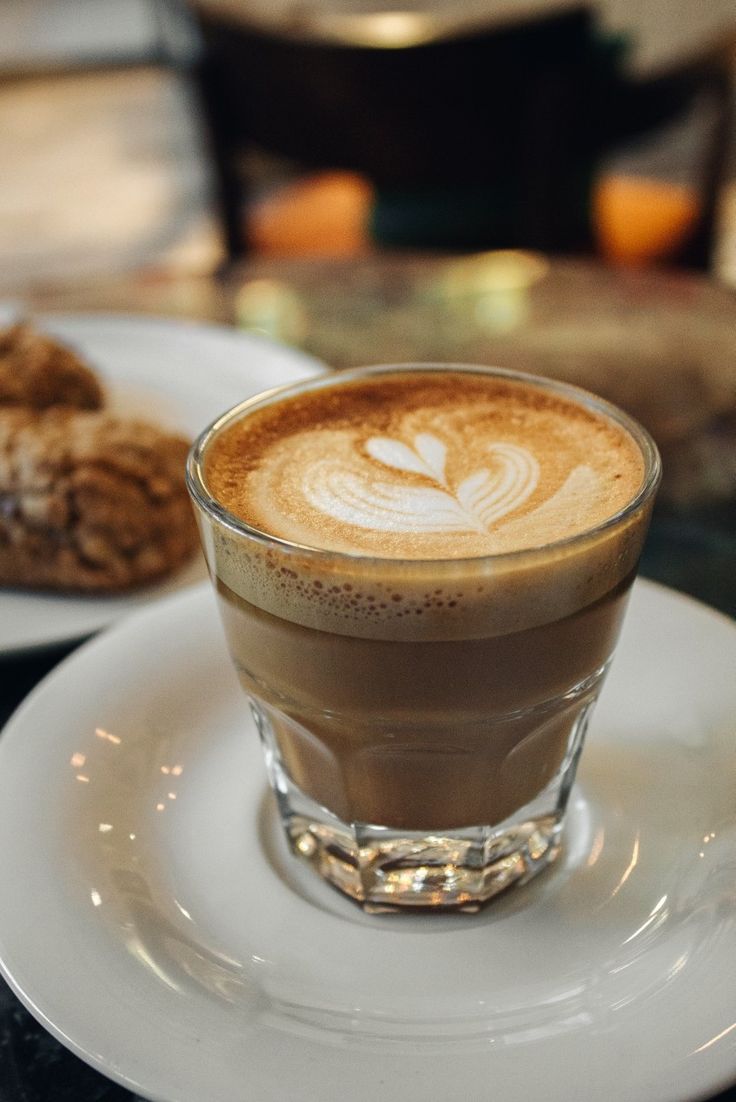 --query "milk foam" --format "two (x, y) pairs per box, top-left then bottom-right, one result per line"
(207, 371), (643, 559)
(198, 369), (655, 640)
(304, 437), (542, 536)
